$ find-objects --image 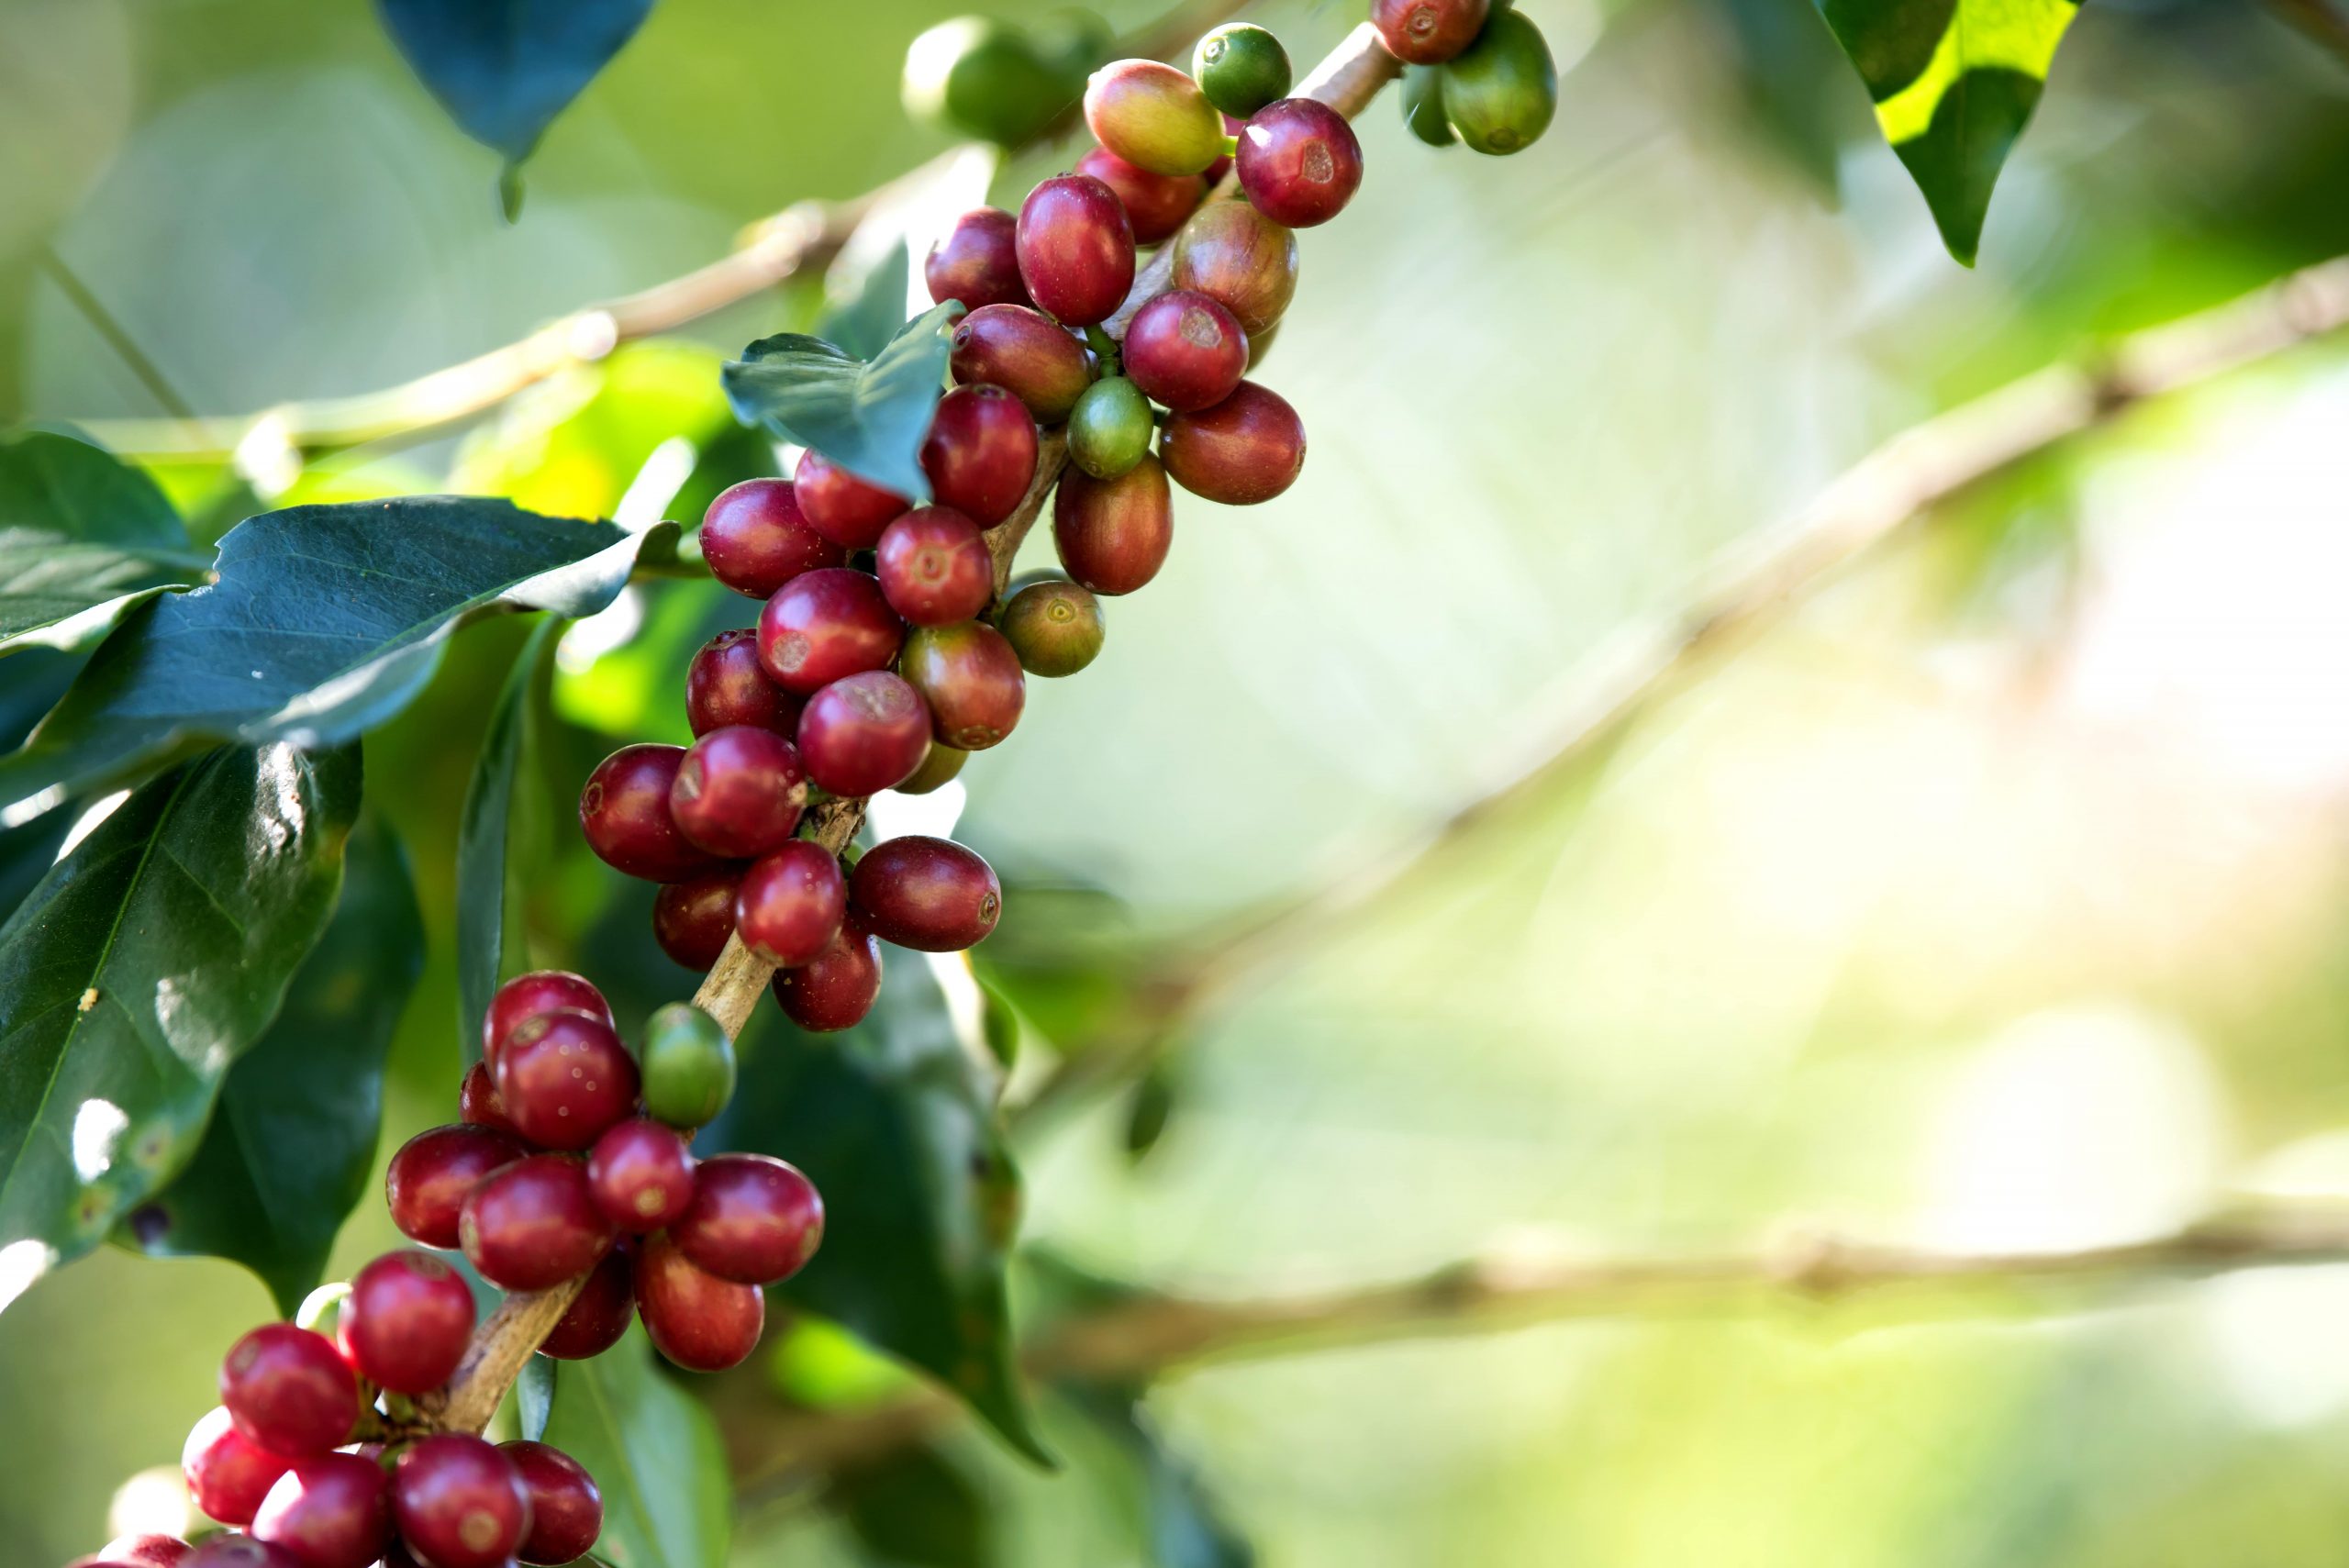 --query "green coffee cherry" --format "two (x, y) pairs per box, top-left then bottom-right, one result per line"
(640, 1002), (737, 1129)
(895, 742), (969, 795)
(1439, 10), (1555, 156)
(999, 574), (1106, 677)
(1032, 8), (1114, 84)
(903, 17), (1074, 147)
(1401, 63), (1456, 148)
(1193, 23), (1292, 119)
(1067, 375), (1156, 480)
